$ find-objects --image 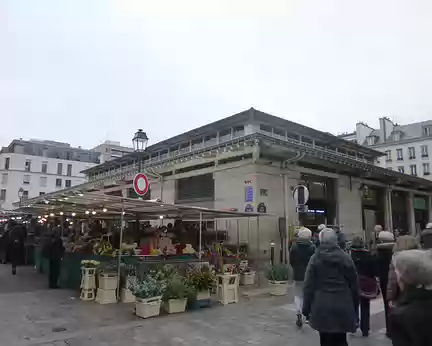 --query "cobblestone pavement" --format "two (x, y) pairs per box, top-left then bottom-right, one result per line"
(0, 265), (392, 346)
